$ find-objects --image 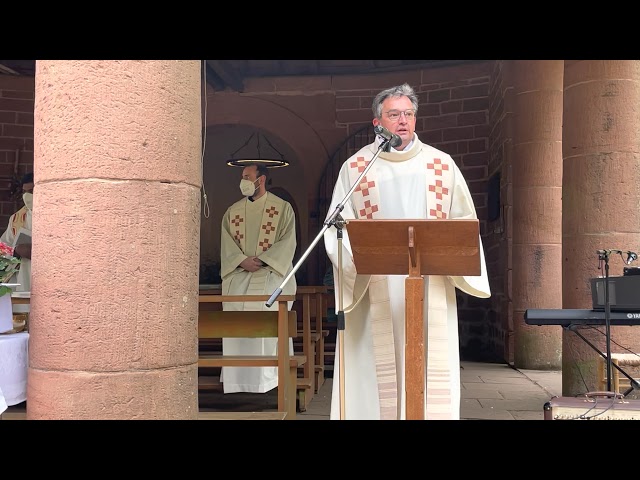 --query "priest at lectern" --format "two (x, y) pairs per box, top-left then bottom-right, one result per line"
(323, 83), (491, 420)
